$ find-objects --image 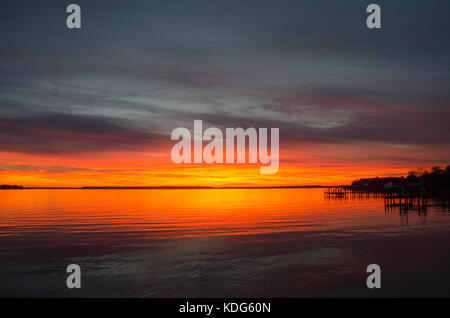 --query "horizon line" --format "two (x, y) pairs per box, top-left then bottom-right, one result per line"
(6, 185), (345, 190)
